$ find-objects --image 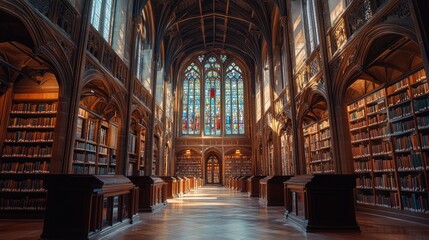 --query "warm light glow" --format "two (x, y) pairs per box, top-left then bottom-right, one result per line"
(235, 149), (240, 155)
